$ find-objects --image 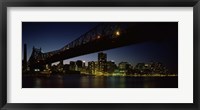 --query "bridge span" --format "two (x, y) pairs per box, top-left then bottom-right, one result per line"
(27, 22), (177, 71)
